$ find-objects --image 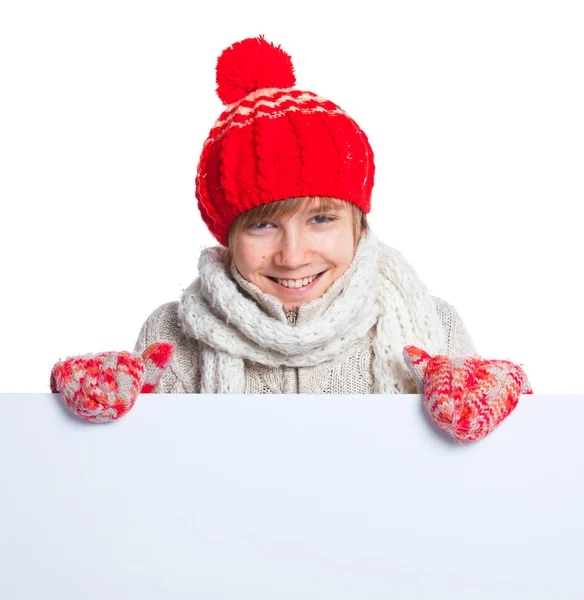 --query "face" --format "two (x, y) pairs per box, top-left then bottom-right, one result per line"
(232, 204), (359, 310)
